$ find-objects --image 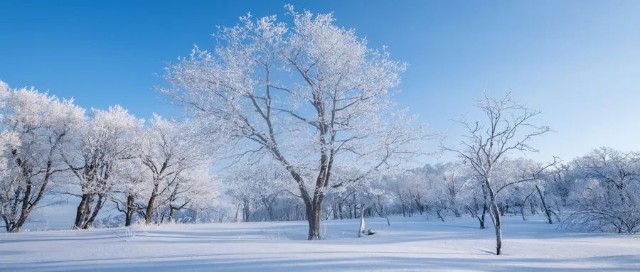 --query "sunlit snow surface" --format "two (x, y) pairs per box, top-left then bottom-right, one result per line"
(1, 216), (639, 271)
